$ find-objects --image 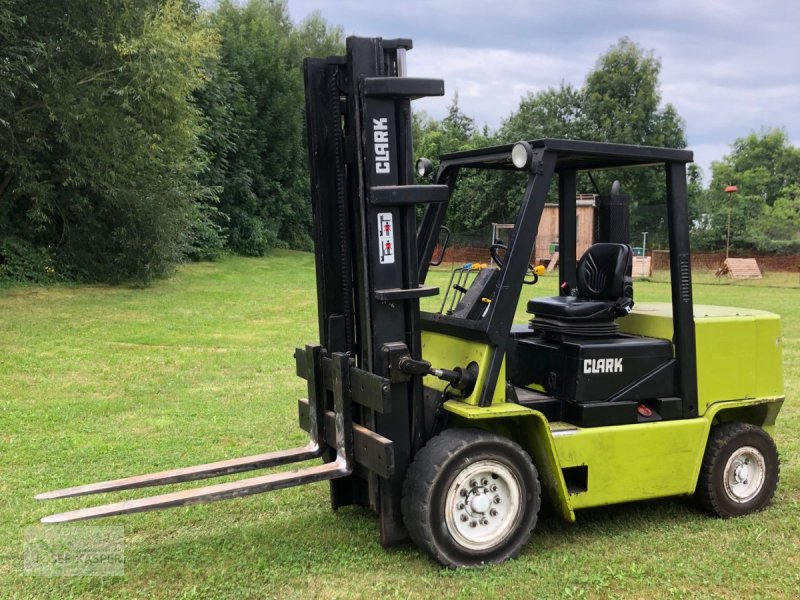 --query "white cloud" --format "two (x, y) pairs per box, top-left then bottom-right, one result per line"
(286, 0), (800, 176)
(408, 45), (589, 128)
